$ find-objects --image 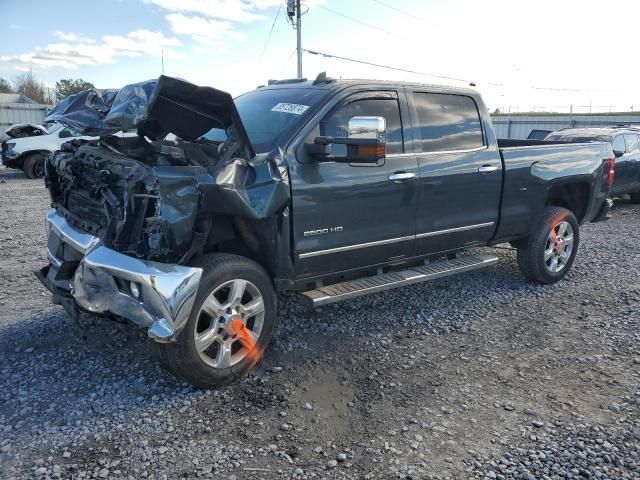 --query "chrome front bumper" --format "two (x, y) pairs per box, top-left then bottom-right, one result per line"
(39, 210), (203, 342)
